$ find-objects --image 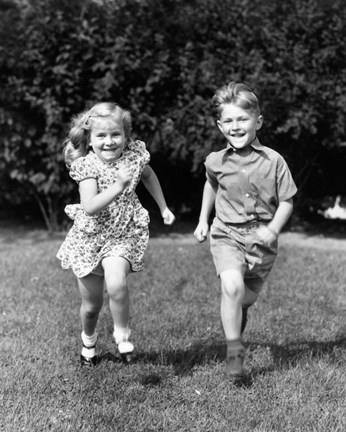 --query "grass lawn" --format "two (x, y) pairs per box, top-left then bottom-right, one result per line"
(0, 225), (345, 432)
